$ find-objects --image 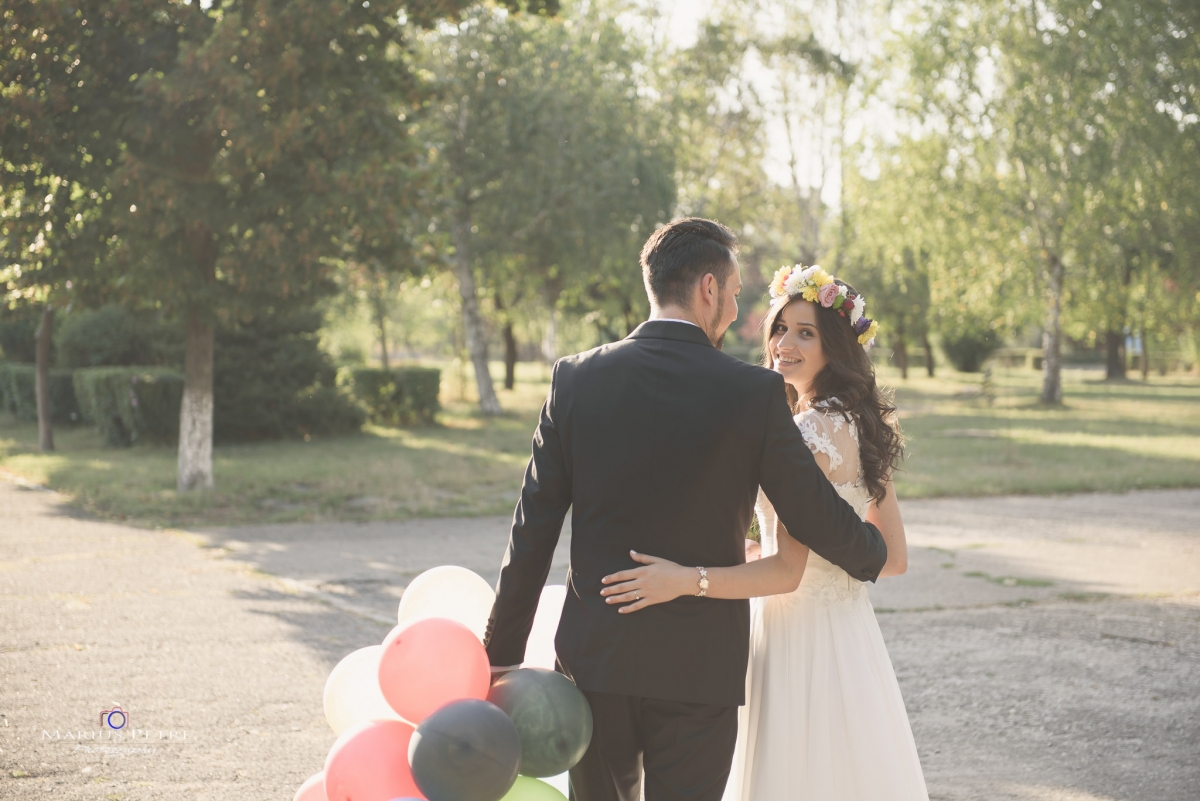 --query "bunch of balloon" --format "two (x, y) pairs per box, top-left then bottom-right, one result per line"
(290, 566), (589, 801)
